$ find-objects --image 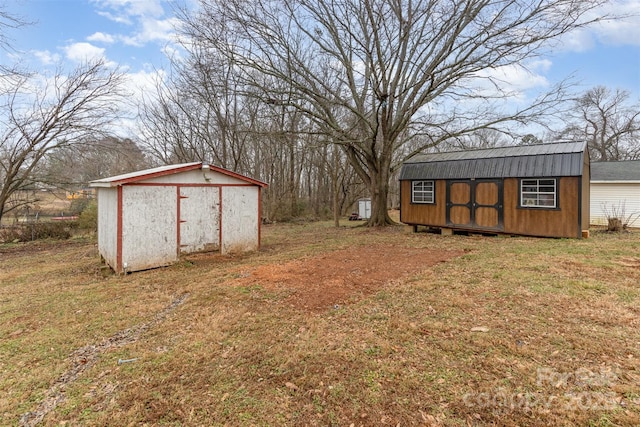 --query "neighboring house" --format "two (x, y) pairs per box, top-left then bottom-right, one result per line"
(590, 160), (640, 227)
(90, 162), (268, 273)
(399, 141), (590, 238)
